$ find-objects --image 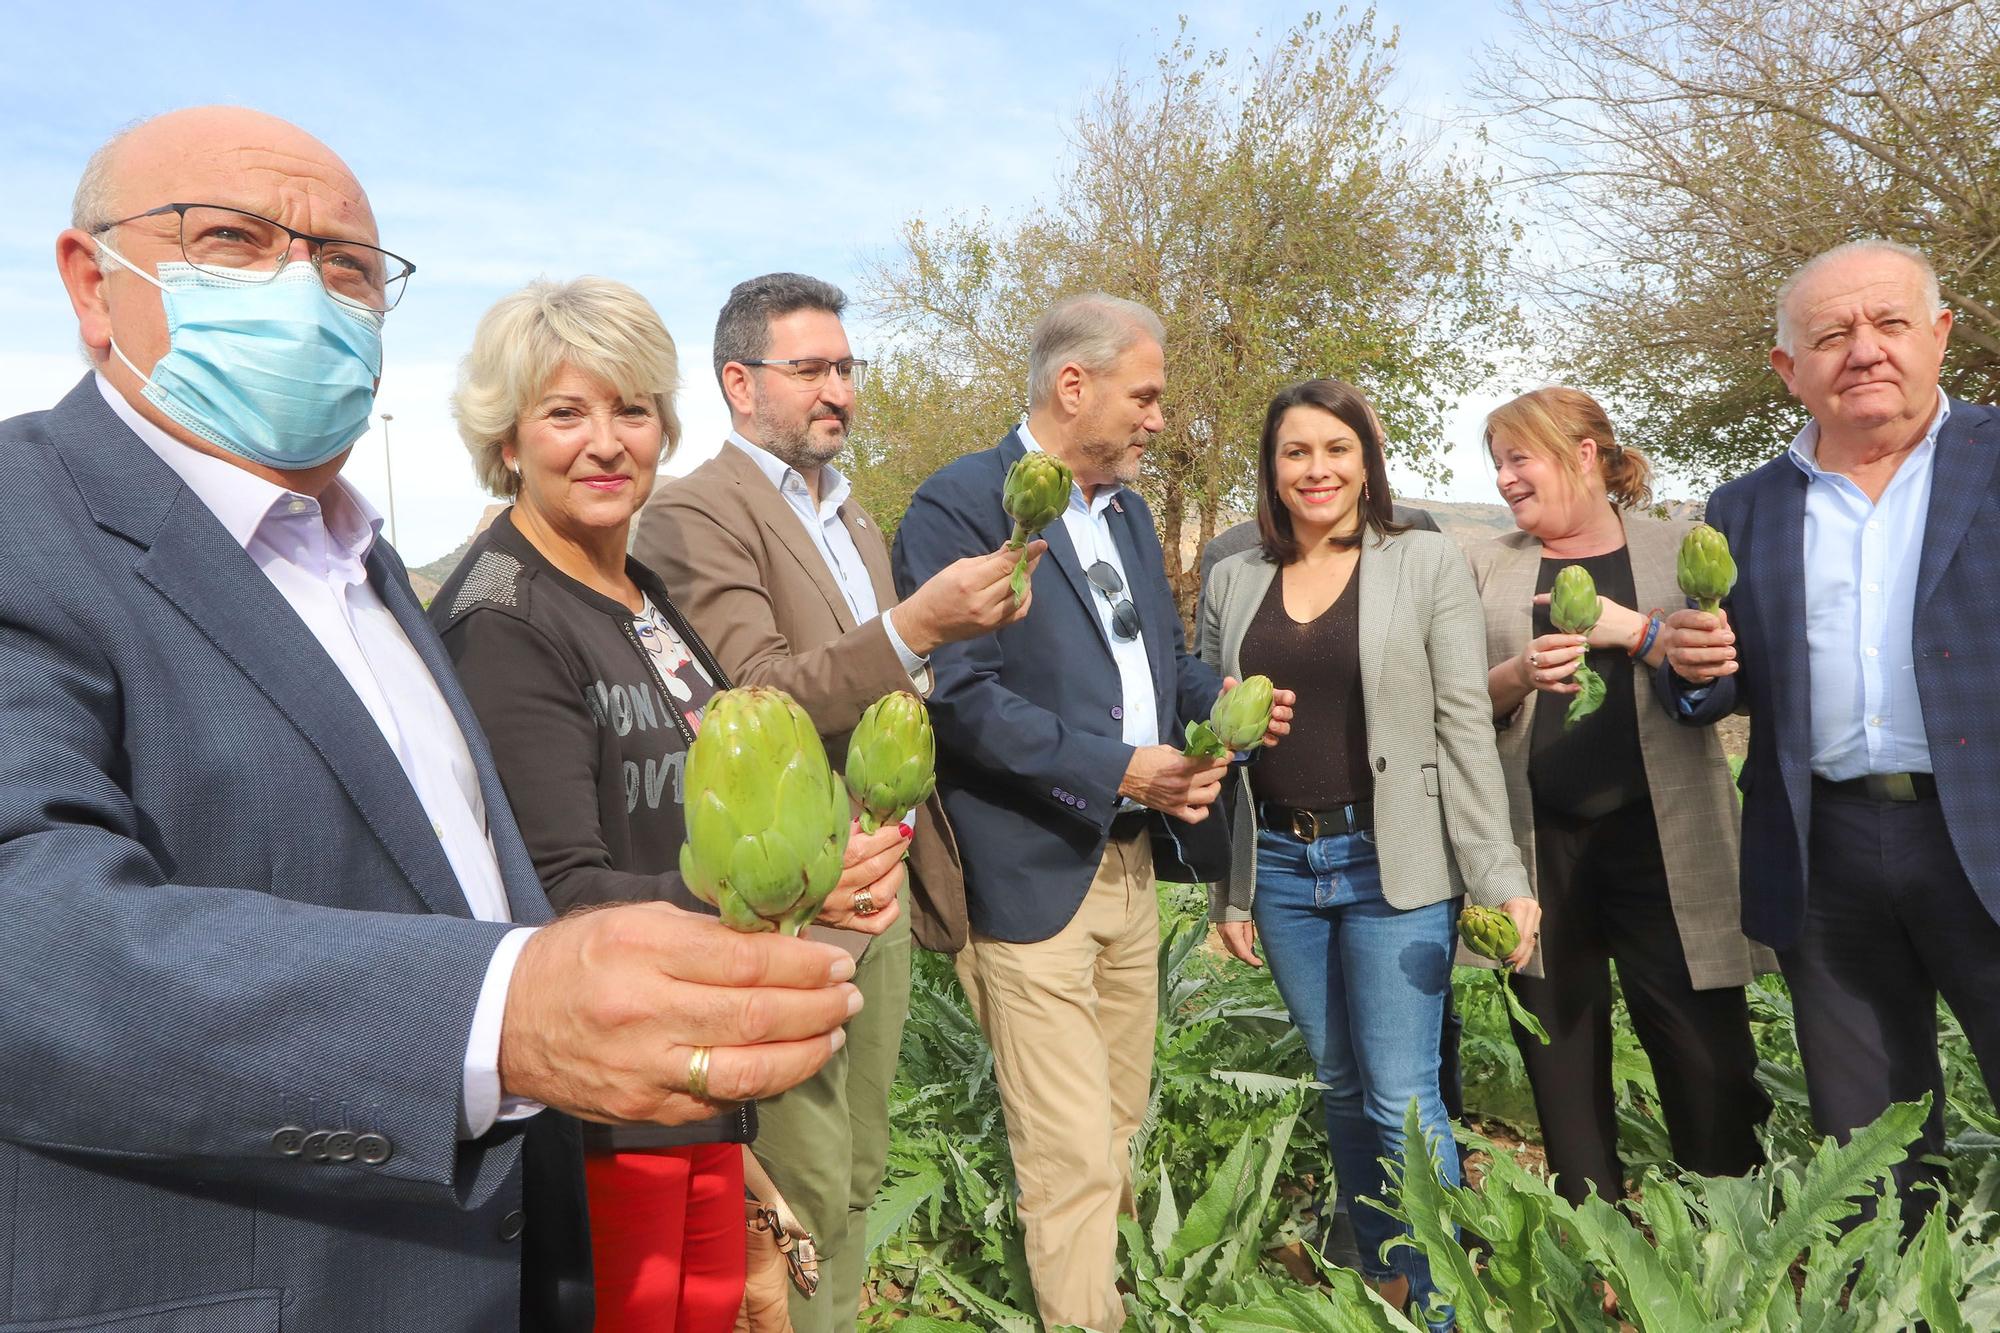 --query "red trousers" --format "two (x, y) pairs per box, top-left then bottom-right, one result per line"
(585, 1144), (746, 1333)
